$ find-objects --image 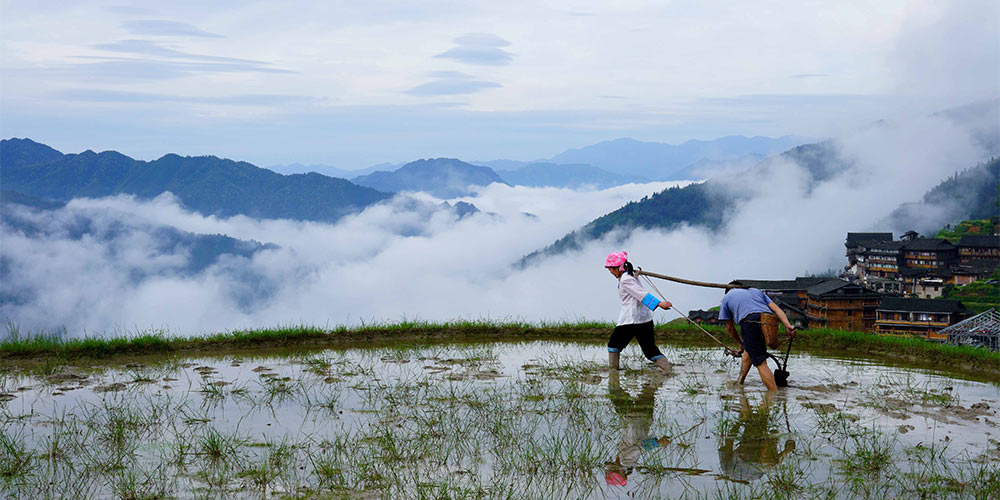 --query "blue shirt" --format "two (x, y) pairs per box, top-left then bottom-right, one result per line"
(719, 288), (774, 323)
